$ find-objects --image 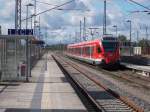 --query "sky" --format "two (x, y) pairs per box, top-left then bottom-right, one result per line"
(0, 0), (150, 44)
